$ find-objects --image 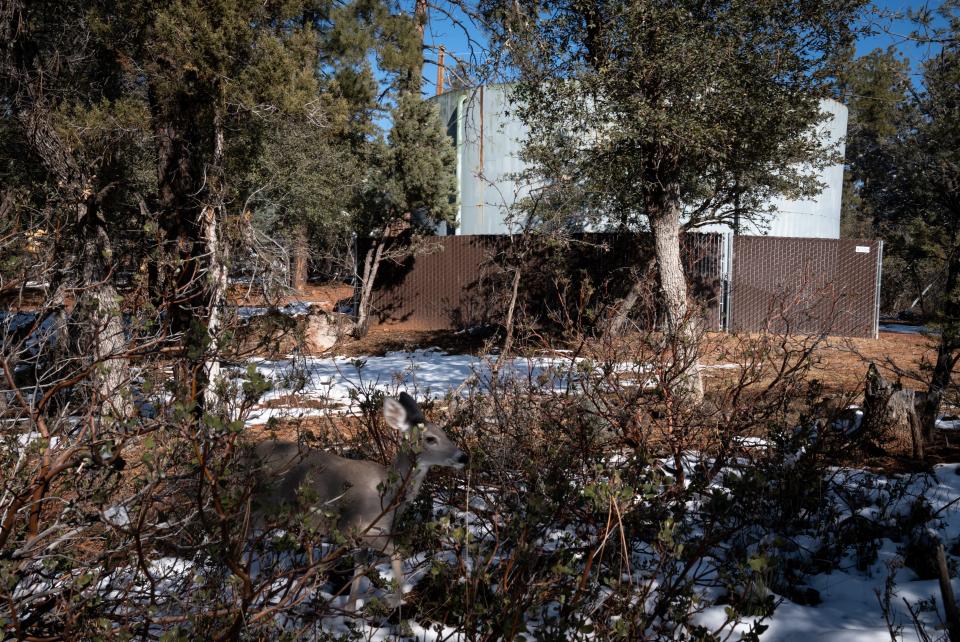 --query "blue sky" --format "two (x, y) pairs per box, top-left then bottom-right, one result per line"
(856, 0), (948, 76)
(417, 2), (488, 94)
